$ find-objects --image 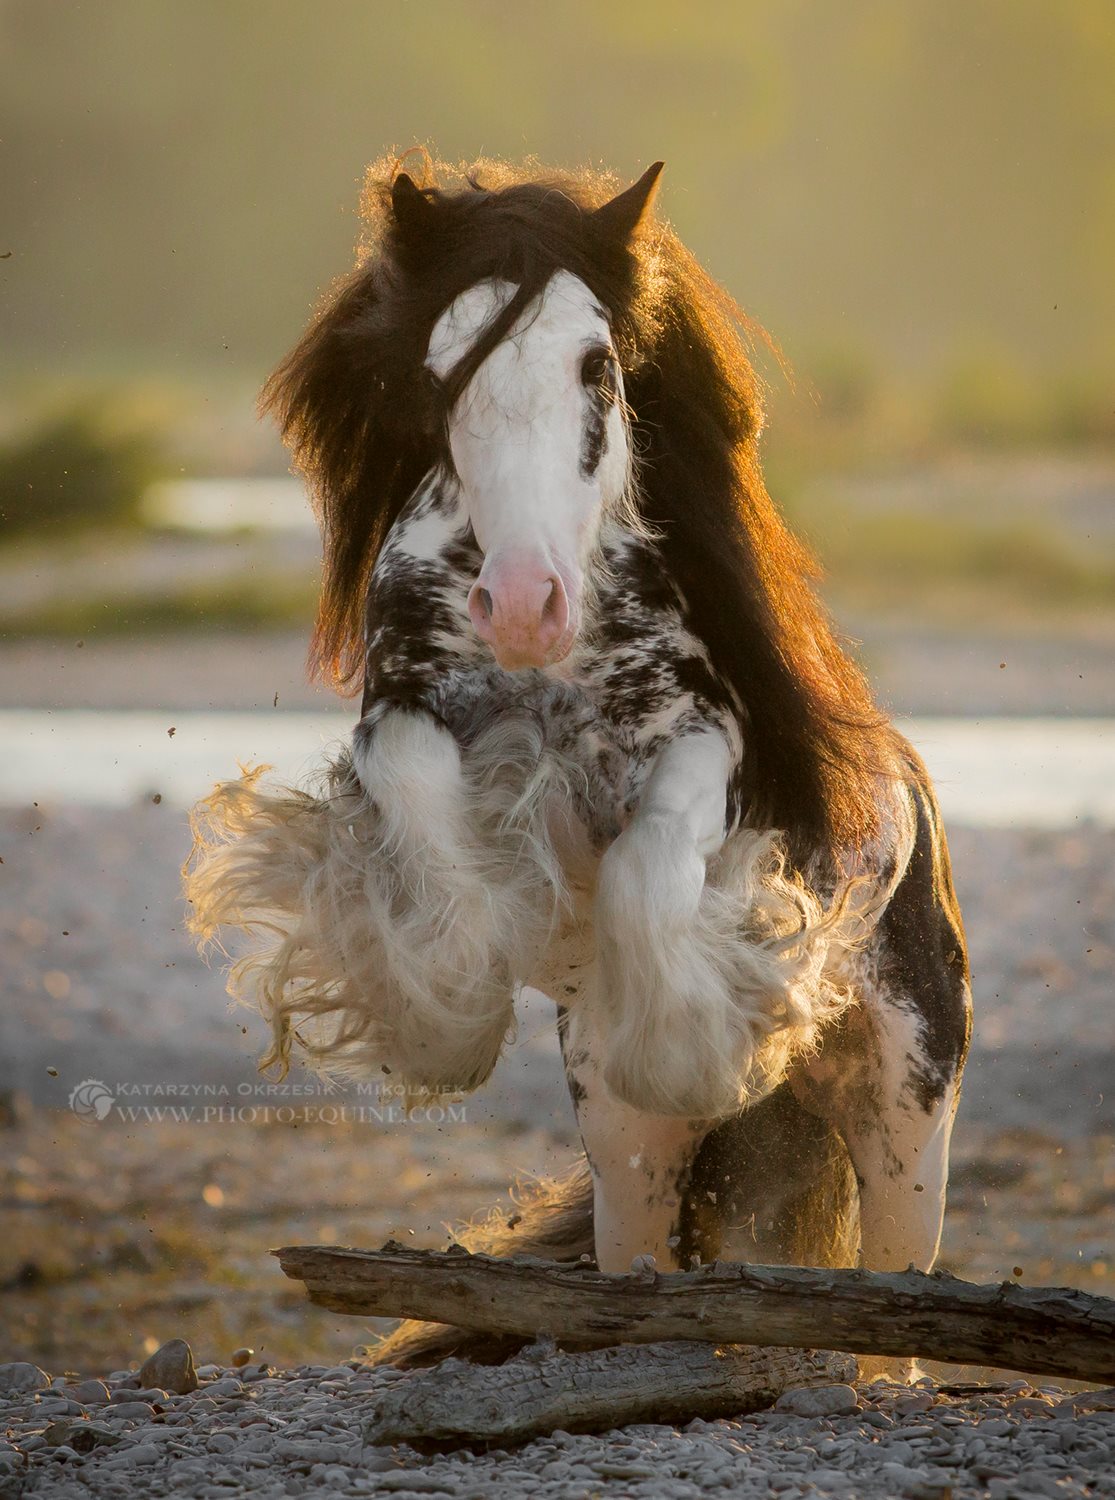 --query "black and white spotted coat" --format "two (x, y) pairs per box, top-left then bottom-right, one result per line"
(356, 470), (746, 845)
